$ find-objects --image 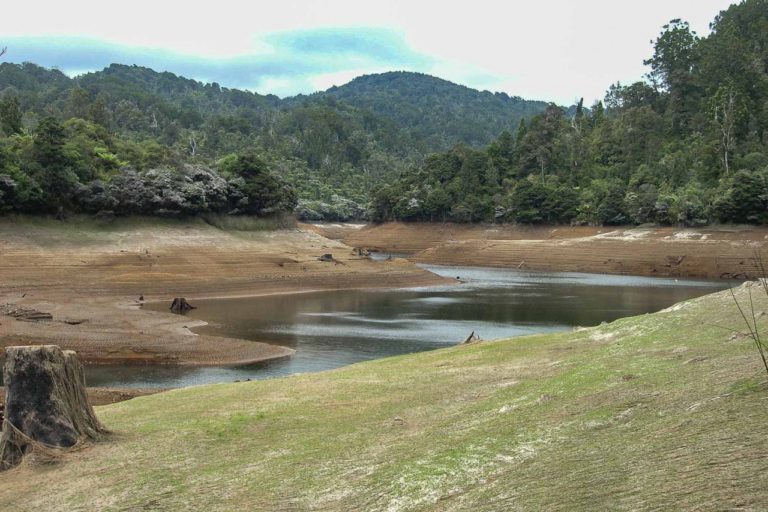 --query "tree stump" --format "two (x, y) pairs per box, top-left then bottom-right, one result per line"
(170, 297), (195, 314)
(0, 345), (106, 470)
(462, 331), (481, 344)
